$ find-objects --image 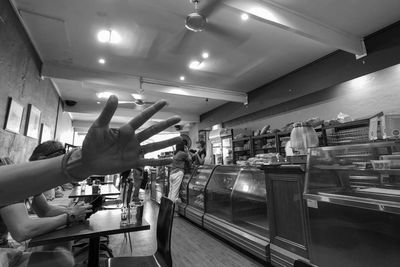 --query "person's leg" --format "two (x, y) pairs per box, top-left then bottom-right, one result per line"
(168, 170), (183, 202)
